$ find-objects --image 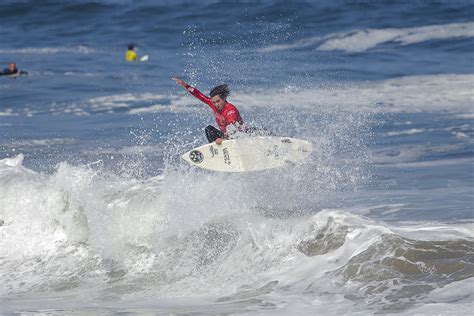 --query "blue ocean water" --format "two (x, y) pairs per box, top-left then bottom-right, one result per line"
(1, 1), (473, 314)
